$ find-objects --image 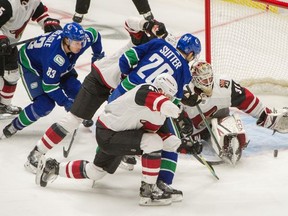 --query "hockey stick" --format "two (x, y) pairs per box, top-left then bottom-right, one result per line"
(63, 128), (78, 158)
(184, 85), (223, 157)
(186, 136), (219, 180)
(10, 37), (38, 47)
(174, 118), (219, 180)
(195, 104), (223, 157)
